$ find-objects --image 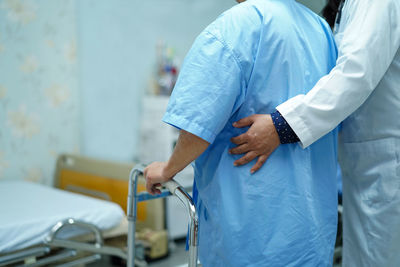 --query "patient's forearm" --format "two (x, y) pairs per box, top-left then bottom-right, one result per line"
(164, 130), (210, 178)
